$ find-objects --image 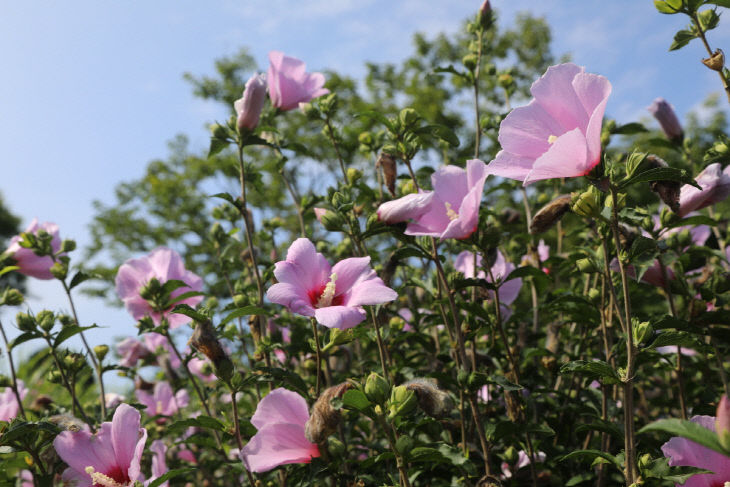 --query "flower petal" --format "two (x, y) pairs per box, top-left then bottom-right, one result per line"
(241, 423), (319, 473)
(251, 388), (310, 430)
(314, 306), (367, 329)
(523, 128), (589, 185)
